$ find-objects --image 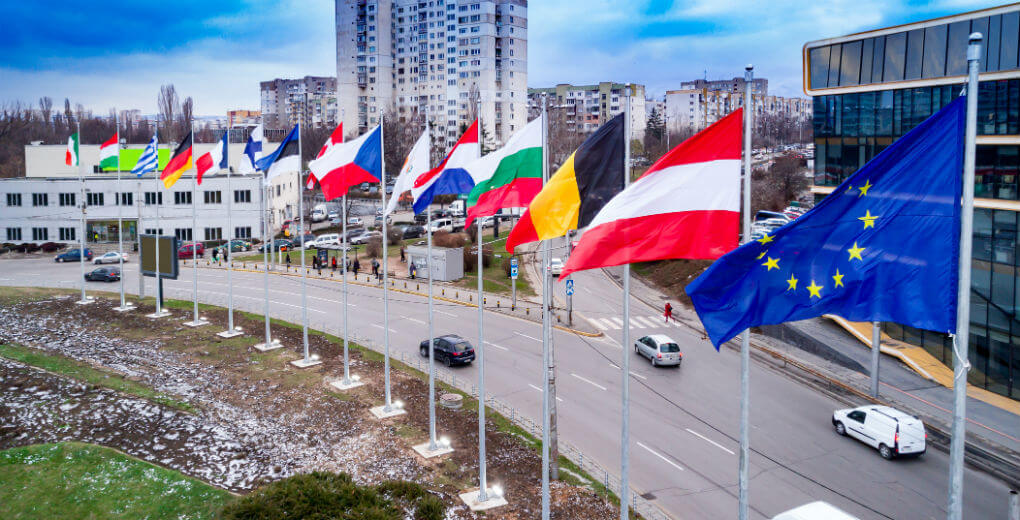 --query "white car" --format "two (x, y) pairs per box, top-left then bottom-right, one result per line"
(832, 405), (926, 459)
(429, 218), (454, 234)
(634, 334), (682, 367)
(348, 217), (363, 226)
(313, 234), (341, 249)
(350, 231), (381, 245)
(93, 252), (128, 264)
(549, 257), (564, 276)
(328, 211), (339, 221)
